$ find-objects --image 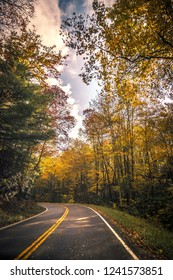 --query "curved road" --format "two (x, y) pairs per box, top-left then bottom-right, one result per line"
(0, 203), (138, 260)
